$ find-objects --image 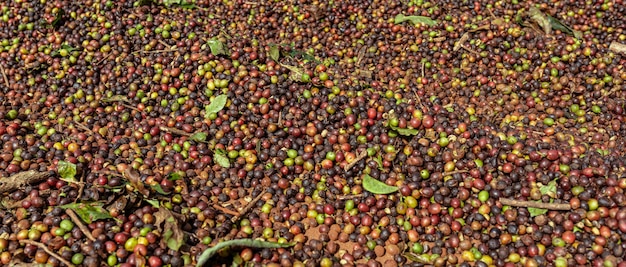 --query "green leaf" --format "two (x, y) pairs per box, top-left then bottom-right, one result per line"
(167, 171), (183, 181)
(528, 206), (548, 217)
(547, 15), (582, 39)
(60, 203), (114, 224)
(279, 64), (306, 82)
(539, 180), (557, 198)
(403, 252), (432, 264)
(50, 8), (65, 27)
(373, 155), (383, 170)
(394, 14), (437, 26)
(163, 0), (196, 8)
(155, 208), (184, 251)
(390, 125), (419, 136)
(214, 152), (230, 168)
(196, 239), (294, 267)
(51, 44), (78, 57)
(269, 44), (280, 62)
(596, 149), (609, 156)
(151, 184), (171, 195)
(207, 38), (227, 56)
(189, 132), (208, 143)
(232, 254), (243, 267)
(528, 7), (551, 35)
(145, 199), (160, 208)
(205, 95), (228, 115)
(57, 160), (77, 182)
(362, 174), (398, 194)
